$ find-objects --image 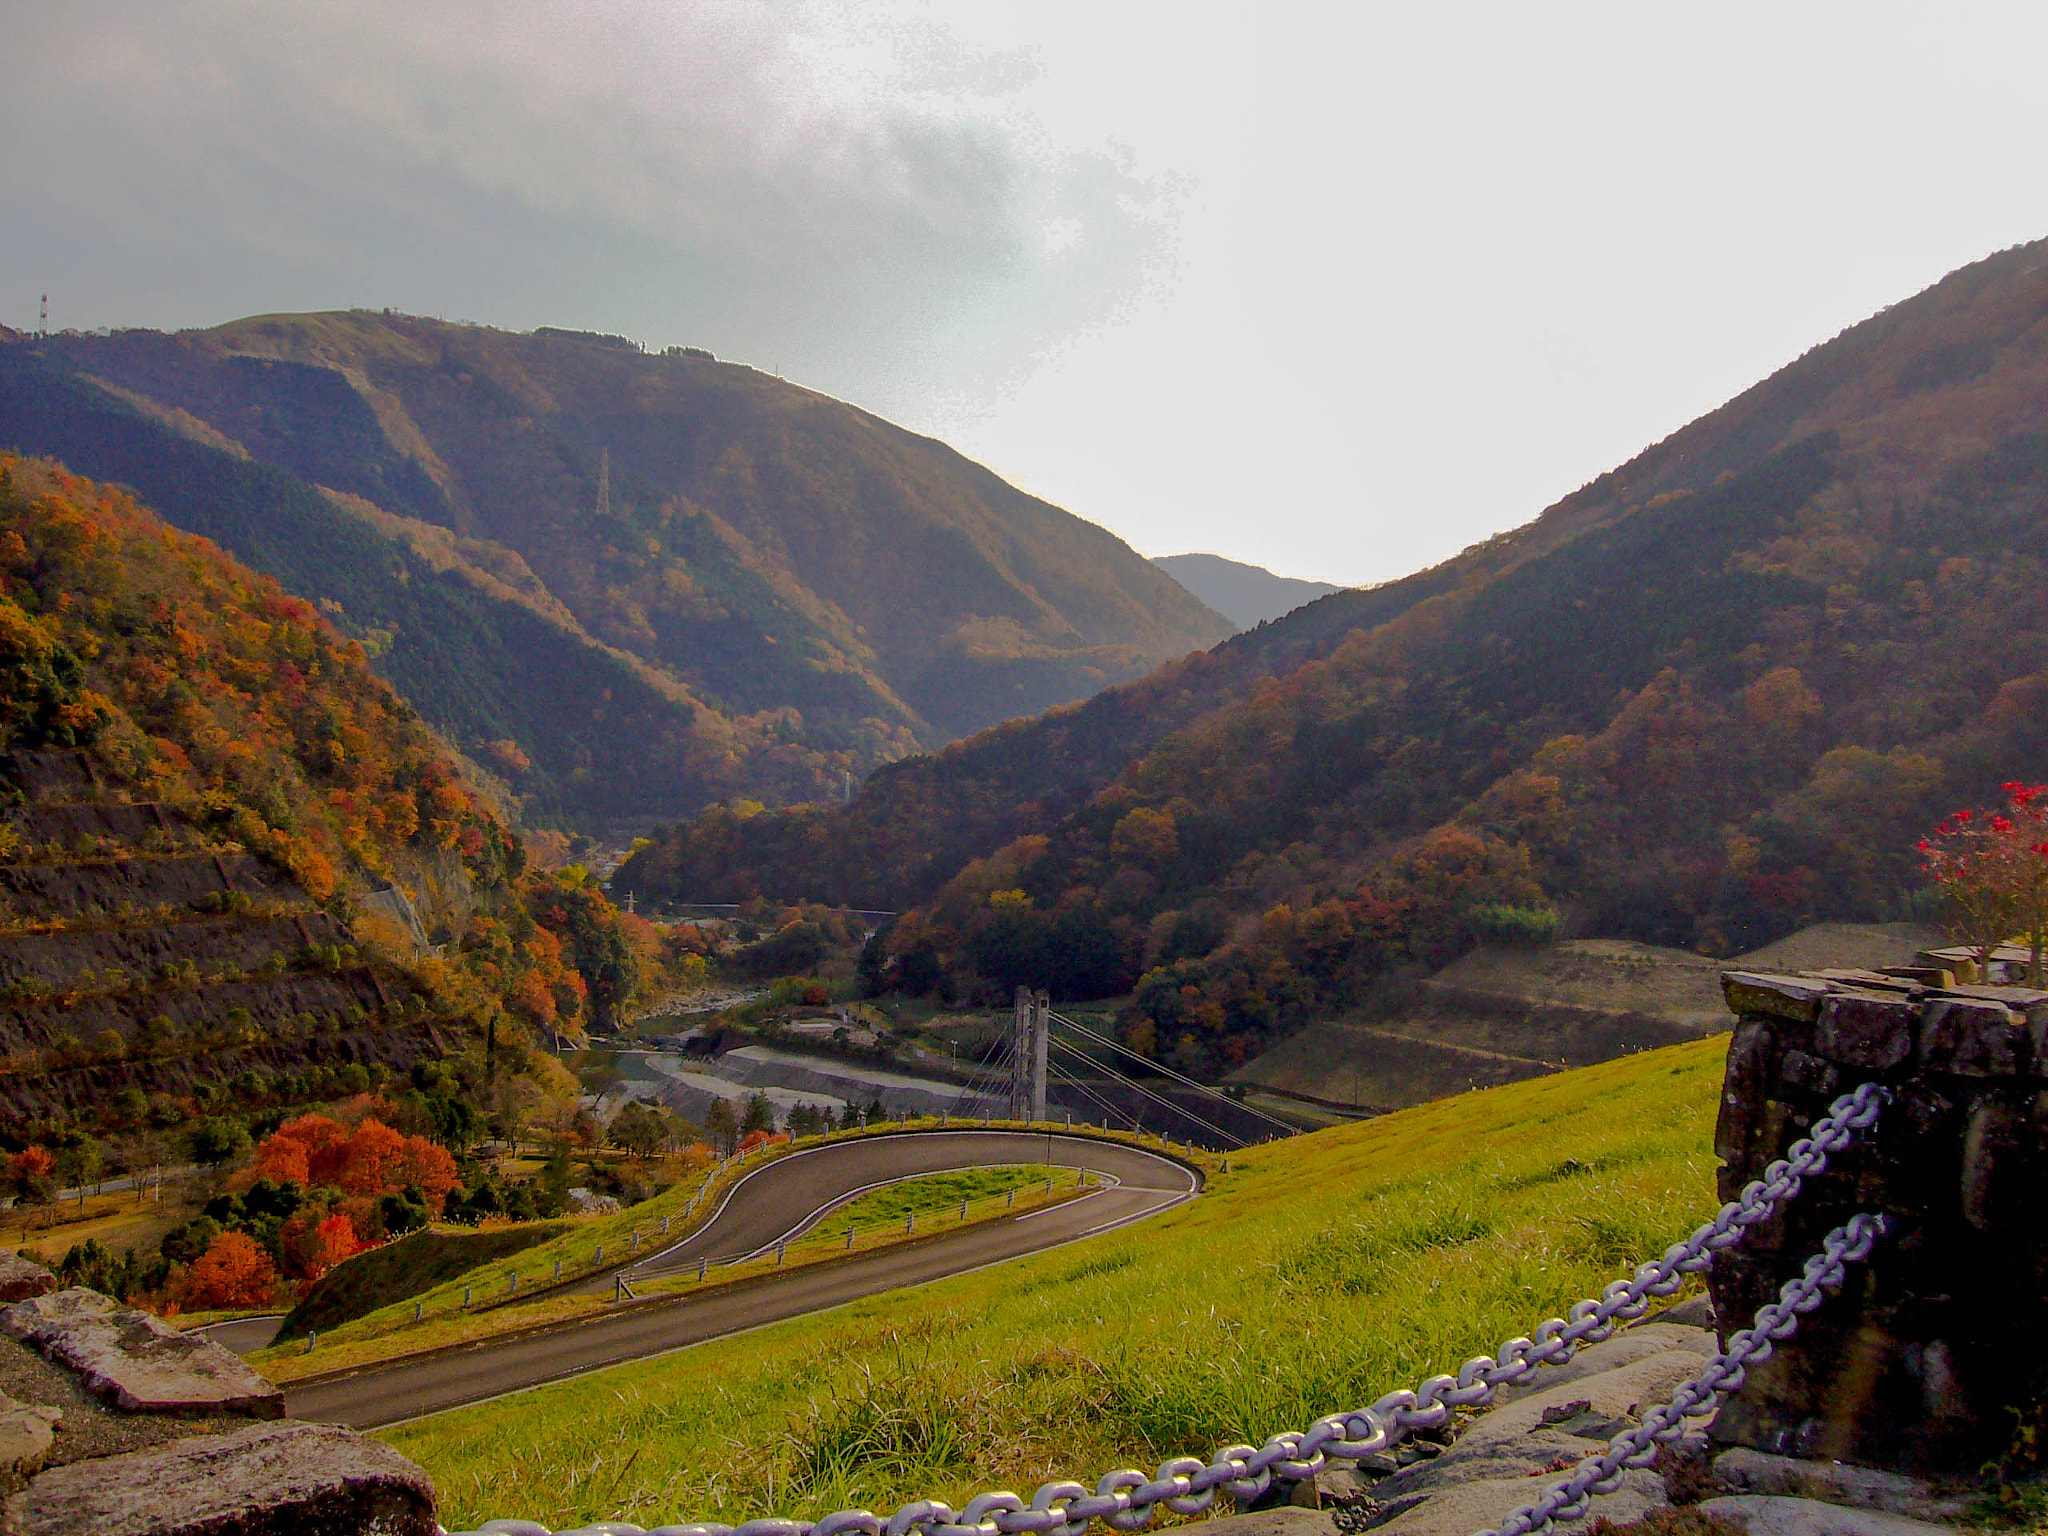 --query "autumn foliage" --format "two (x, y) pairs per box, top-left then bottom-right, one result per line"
(247, 1114), (458, 1214)
(0, 456), (518, 900)
(172, 1231), (279, 1311)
